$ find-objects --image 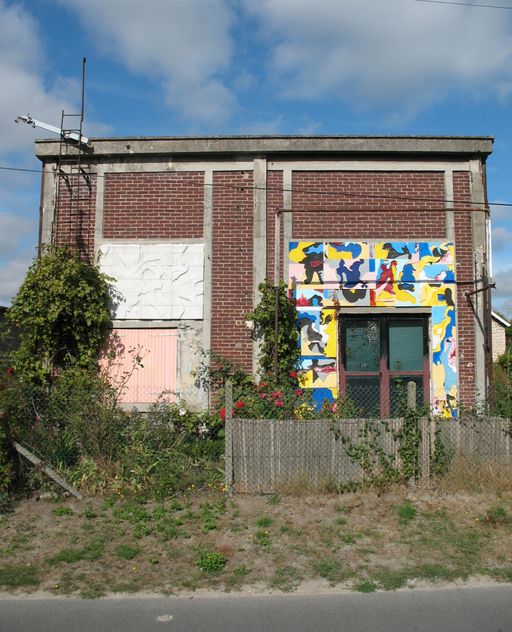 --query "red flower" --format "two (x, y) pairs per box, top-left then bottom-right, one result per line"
(6, 367), (14, 375)
(271, 390), (282, 399)
(219, 407), (226, 420)
(275, 400), (284, 407)
(294, 388), (303, 396)
(289, 370), (297, 379)
(235, 400), (245, 409)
